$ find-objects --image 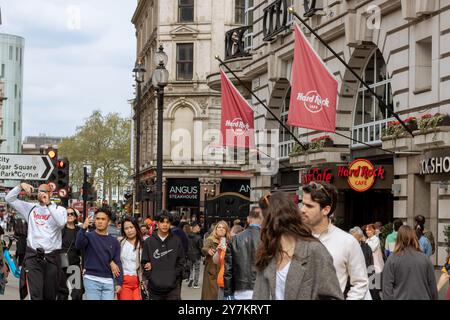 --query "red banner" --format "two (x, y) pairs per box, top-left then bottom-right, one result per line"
(287, 24), (338, 132)
(220, 70), (255, 148)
